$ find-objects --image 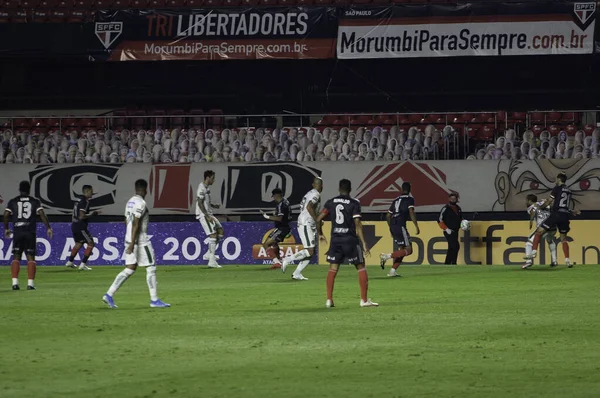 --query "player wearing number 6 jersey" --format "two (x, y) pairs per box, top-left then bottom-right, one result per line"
(3, 181), (52, 290)
(281, 177), (323, 280)
(316, 179), (378, 308)
(196, 170), (224, 269)
(102, 179), (170, 309)
(526, 173), (580, 268)
(379, 182), (420, 277)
